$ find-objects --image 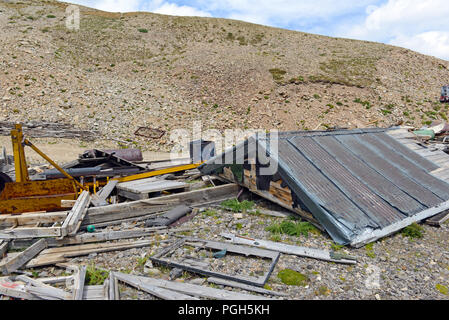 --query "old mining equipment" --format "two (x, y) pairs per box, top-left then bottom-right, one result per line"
(441, 86), (449, 103)
(0, 124), (87, 214)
